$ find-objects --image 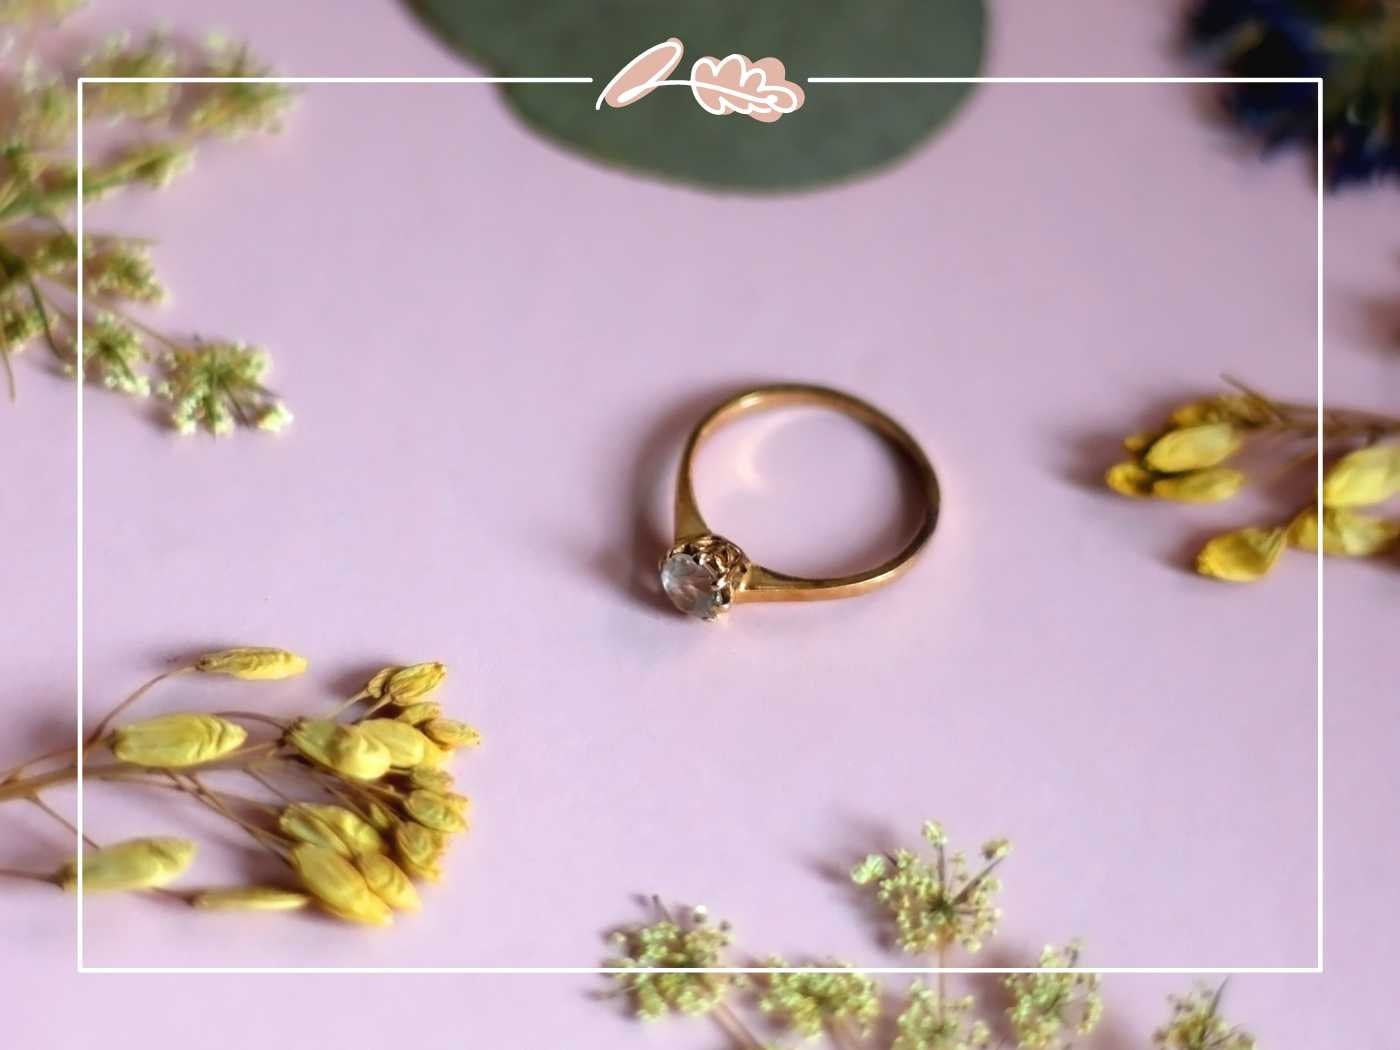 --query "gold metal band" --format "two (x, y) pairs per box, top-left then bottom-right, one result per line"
(662, 383), (939, 617)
